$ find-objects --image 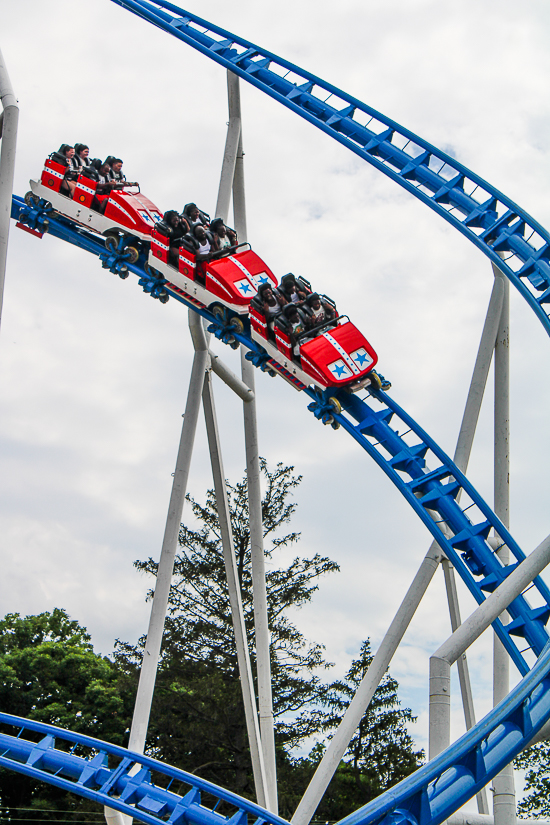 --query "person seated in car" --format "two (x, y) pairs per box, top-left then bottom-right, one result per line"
(58, 144), (78, 197)
(89, 162), (116, 213)
(282, 303), (307, 360)
(108, 158), (126, 183)
(210, 218), (237, 251)
(304, 293), (336, 330)
(156, 210), (190, 266)
(277, 273), (308, 306)
(74, 144), (92, 169)
(194, 224), (213, 261)
(257, 283), (283, 337)
(183, 203), (210, 230)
